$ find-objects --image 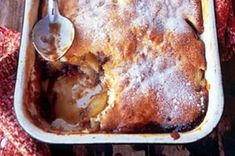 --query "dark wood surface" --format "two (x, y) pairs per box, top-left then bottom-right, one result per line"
(0, 0), (24, 31)
(1, 0), (235, 155)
